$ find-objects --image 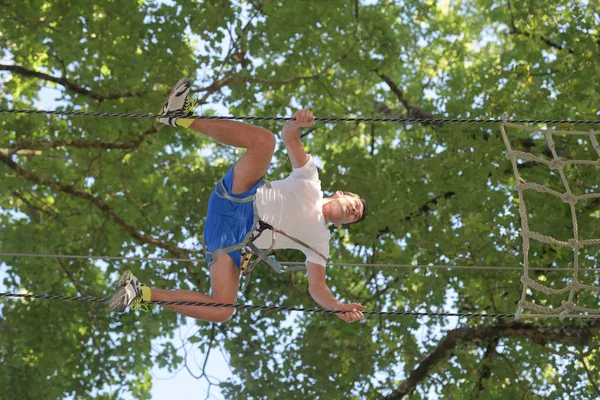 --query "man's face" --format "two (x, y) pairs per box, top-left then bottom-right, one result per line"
(328, 191), (364, 227)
